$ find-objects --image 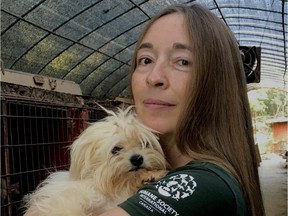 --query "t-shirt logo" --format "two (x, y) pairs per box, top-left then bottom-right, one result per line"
(155, 174), (197, 201)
